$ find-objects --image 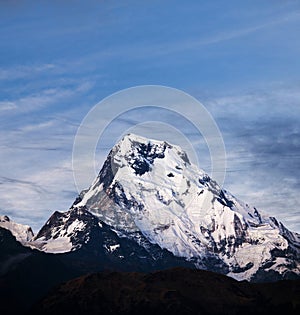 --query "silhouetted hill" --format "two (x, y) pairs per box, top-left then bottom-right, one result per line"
(32, 267), (300, 315)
